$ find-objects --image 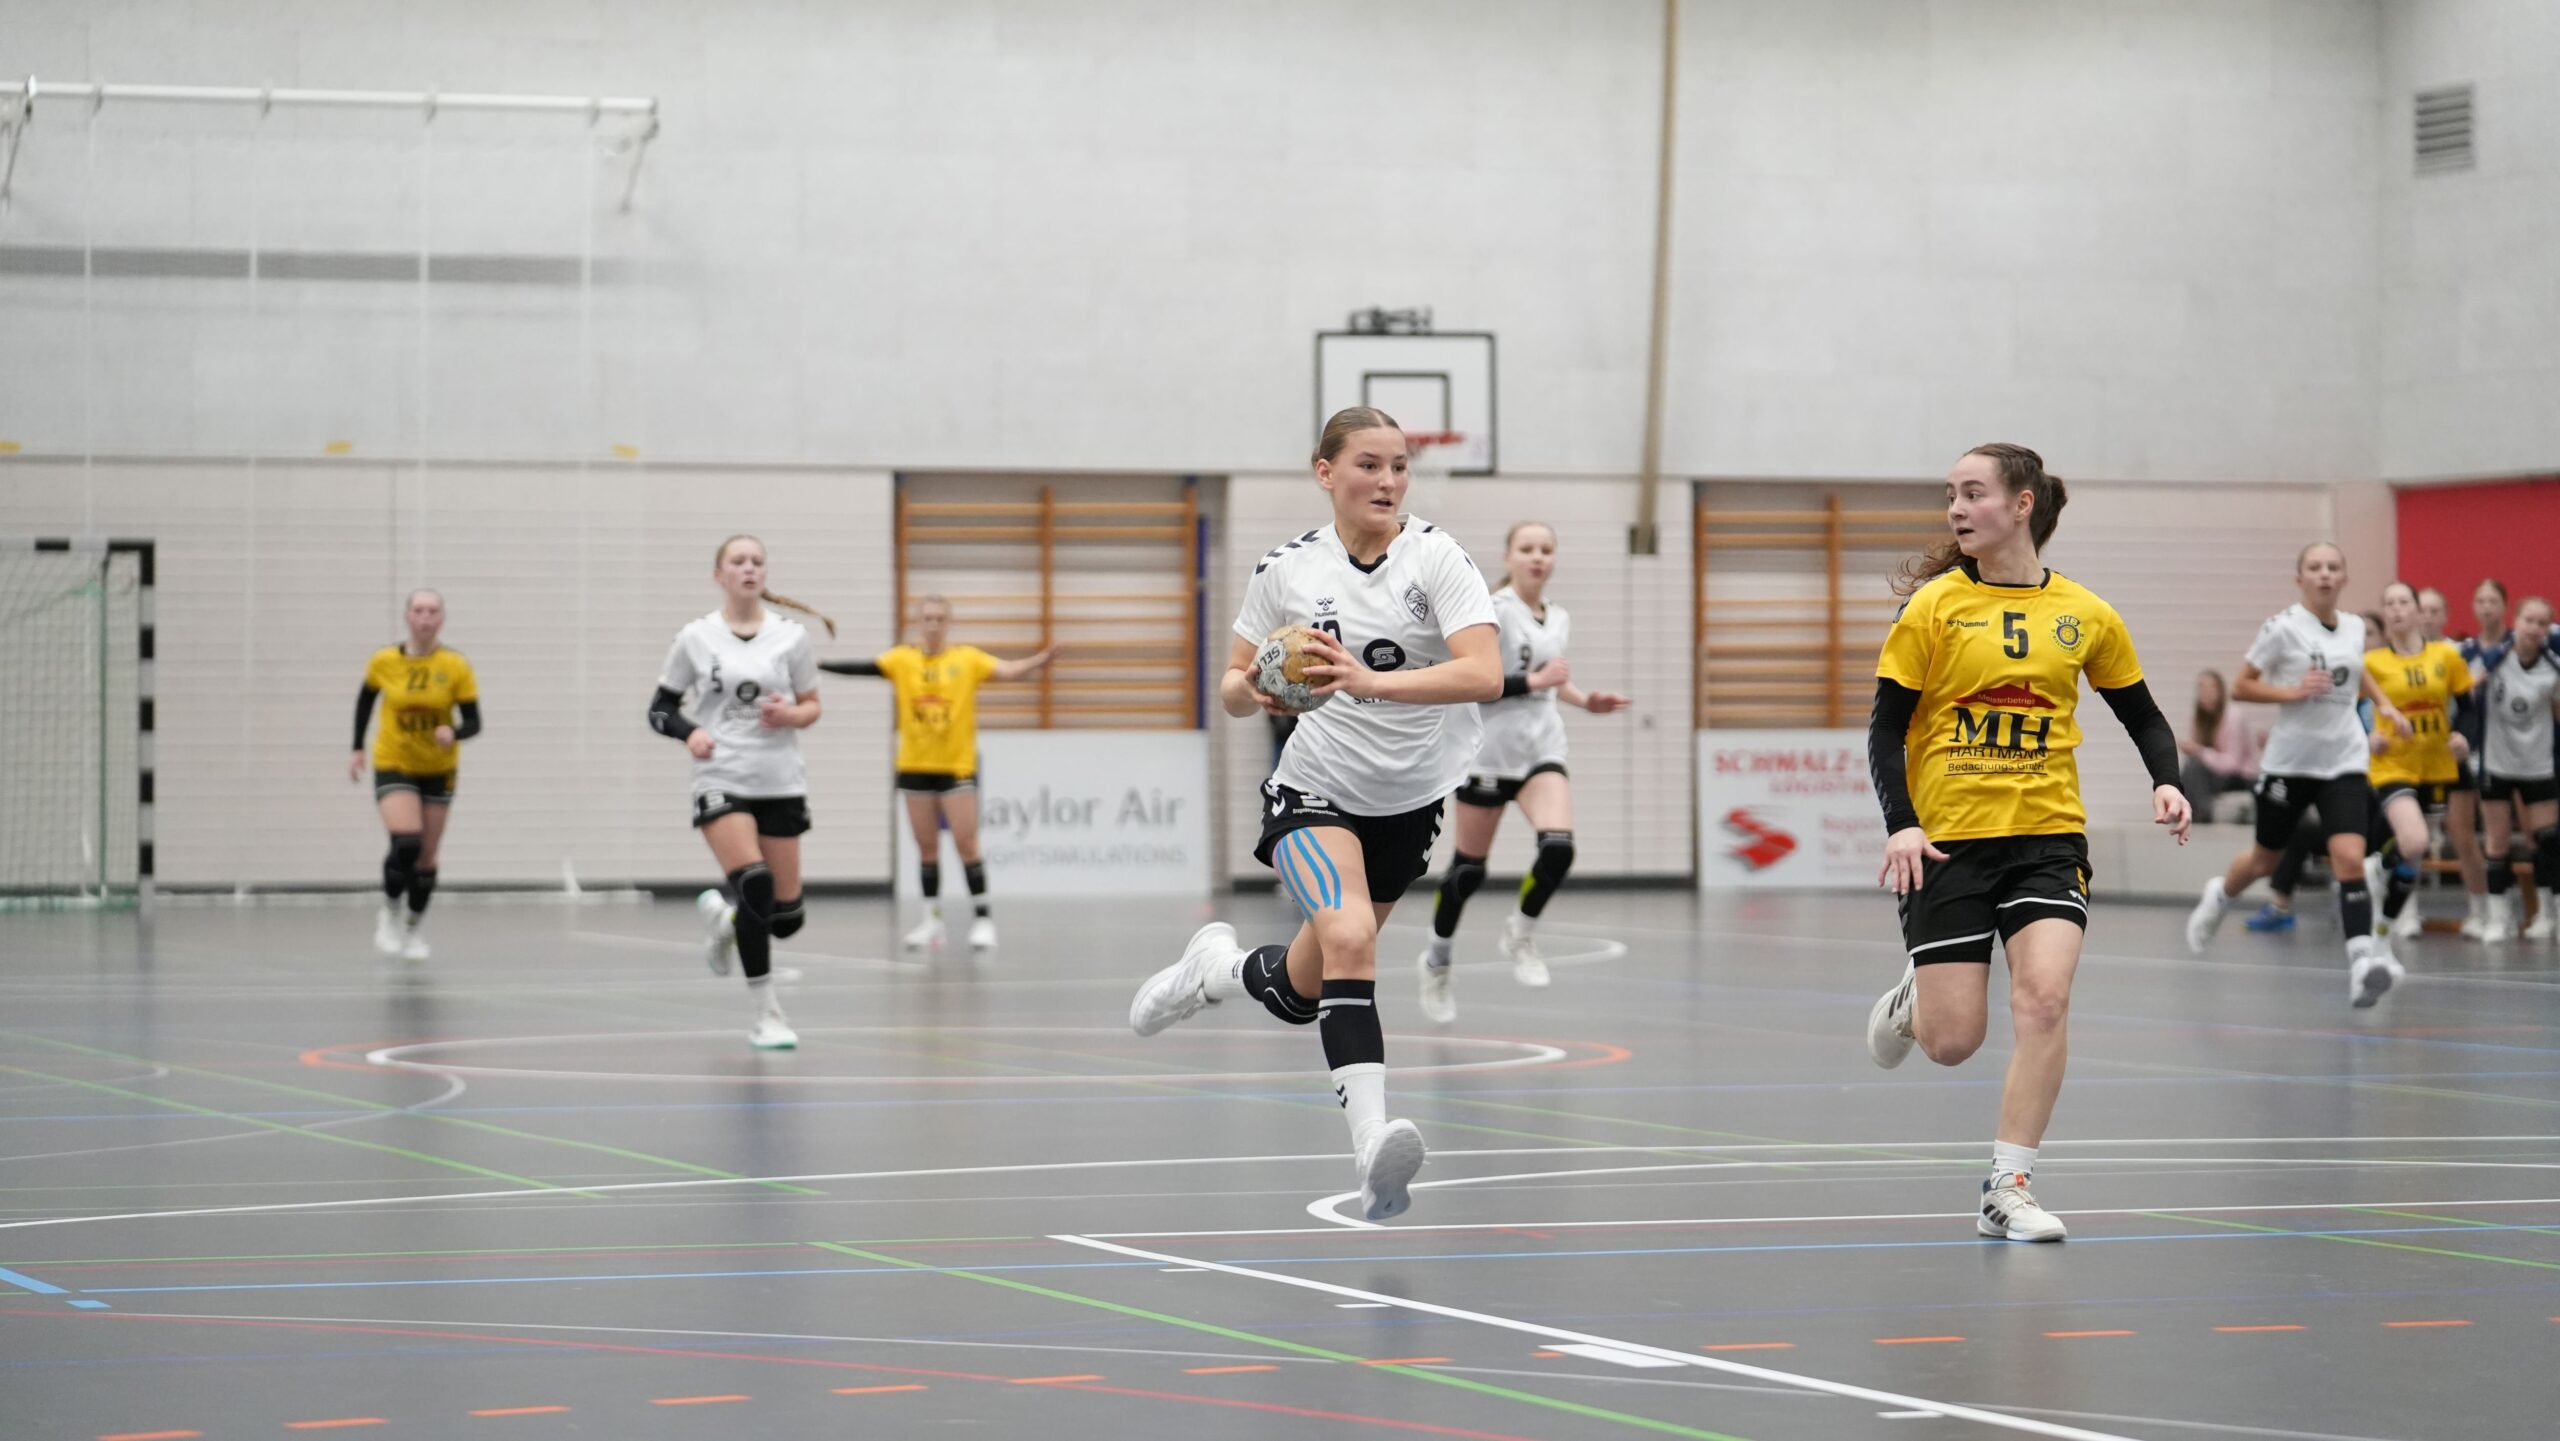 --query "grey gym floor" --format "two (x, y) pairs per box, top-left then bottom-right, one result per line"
(4, 889), (2556, 1441)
